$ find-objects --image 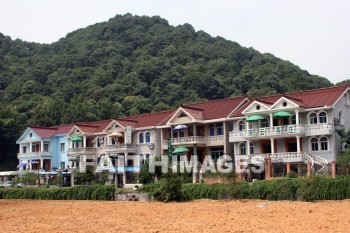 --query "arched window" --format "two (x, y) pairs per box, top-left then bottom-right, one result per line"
(249, 142), (254, 155)
(309, 112), (317, 124)
(320, 137), (328, 151)
(238, 121), (246, 131)
(239, 143), (246, 155)
(260, 118), (269, 128)
(145, 132), (151, 143)
(139, 133), (144, 144)
(319, 112), (327, 123)
(311, 138), (318, 151)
